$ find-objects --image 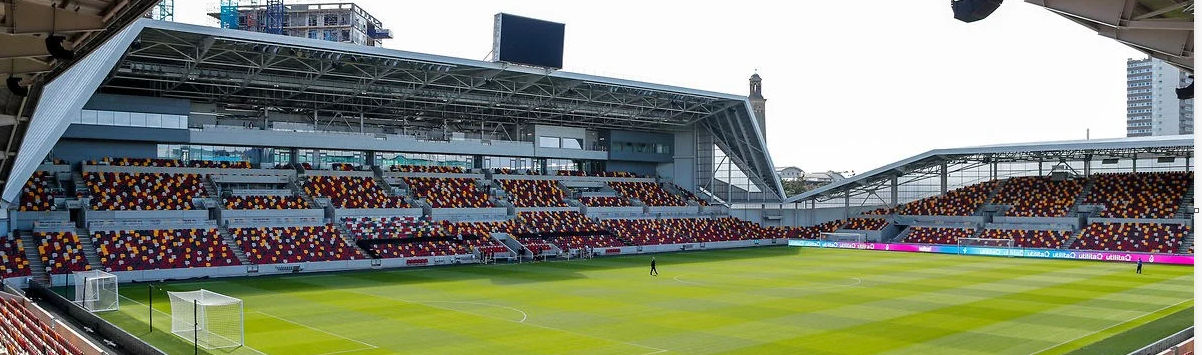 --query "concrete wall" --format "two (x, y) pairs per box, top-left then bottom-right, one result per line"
(608, 130), (674, 163)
